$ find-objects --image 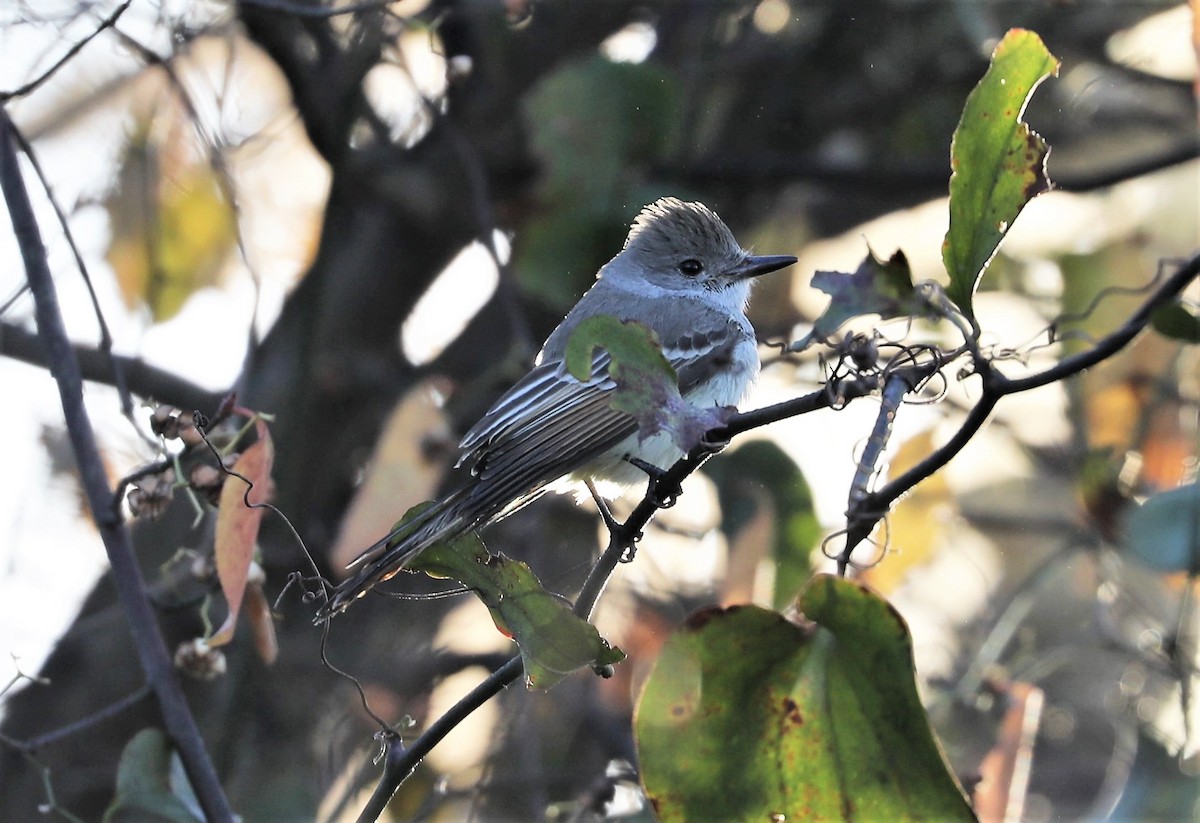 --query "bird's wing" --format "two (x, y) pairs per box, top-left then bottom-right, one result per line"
(458, 350), (627, 481)
(458, 315), (749, 489)
(665, 315), (750, 395)
(320, 317), (750, 618)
